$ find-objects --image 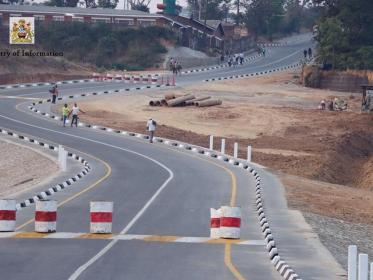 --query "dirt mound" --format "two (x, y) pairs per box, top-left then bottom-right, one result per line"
(315, 131), (373, 189)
